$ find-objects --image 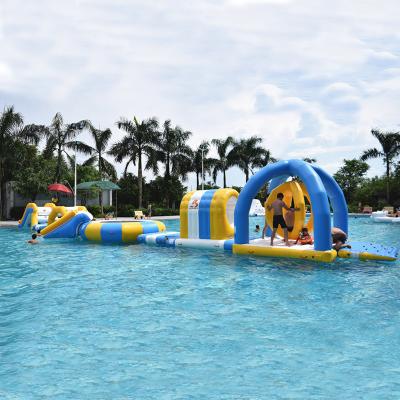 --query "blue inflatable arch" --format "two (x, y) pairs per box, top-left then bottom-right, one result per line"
(268, 165), (348, 234)
(234, 159), (348, 251)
